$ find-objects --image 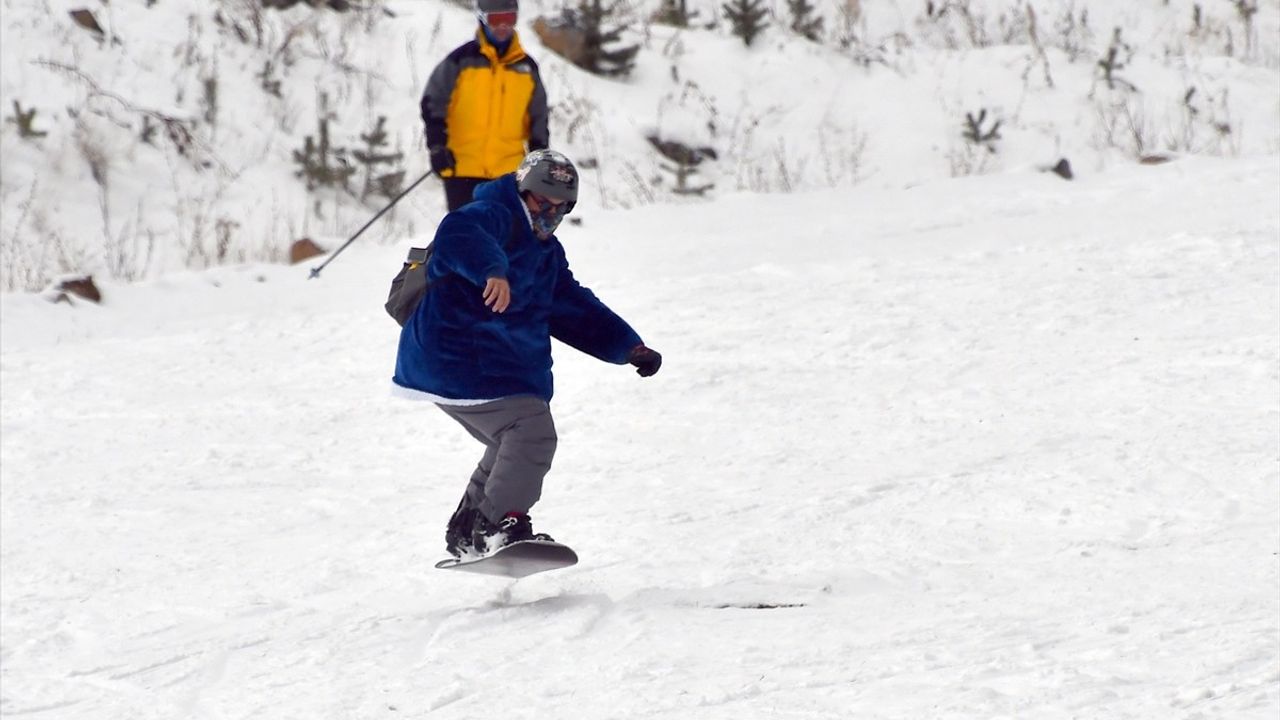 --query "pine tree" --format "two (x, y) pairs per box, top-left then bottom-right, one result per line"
(351, 116), (405, 200)
(292, 114), (356, 192)
(576, 0), (640, 78)
(647, 135), (717, 196)
(6, 100), (47, 138)
(786, 0), (823, 41)
(652, 0), (699, 28)
(722, 0), (769, 47)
